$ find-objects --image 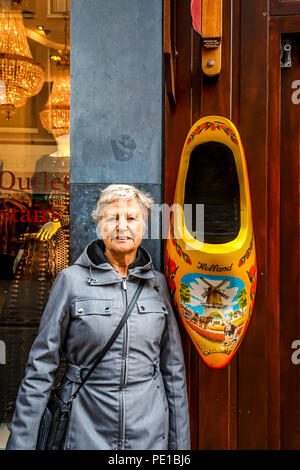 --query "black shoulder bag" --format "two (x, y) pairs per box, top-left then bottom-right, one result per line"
(36, 278), (145, 450)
